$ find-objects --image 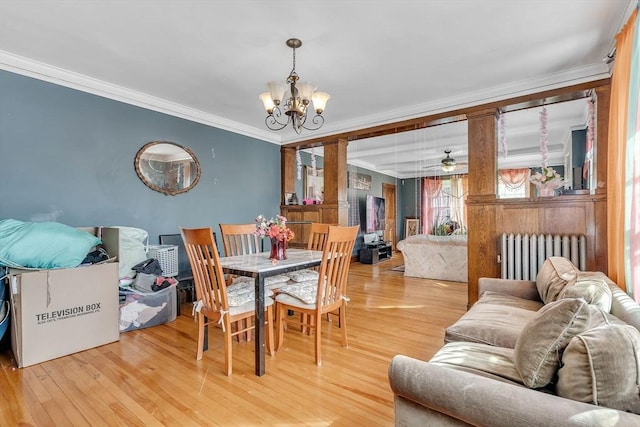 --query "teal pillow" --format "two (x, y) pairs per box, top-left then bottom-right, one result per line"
(0, 219), (102, 269)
